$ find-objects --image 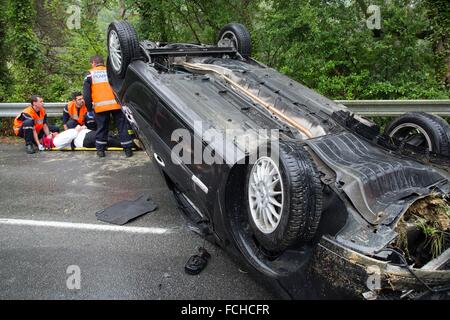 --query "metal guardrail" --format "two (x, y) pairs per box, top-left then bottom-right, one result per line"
(335, 100), (450, 116)
(0, 103), (66, 117)
(0, 100), (449, 117)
